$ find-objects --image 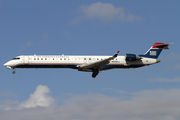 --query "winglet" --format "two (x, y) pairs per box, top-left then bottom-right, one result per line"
(113, 51), (120, 57)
